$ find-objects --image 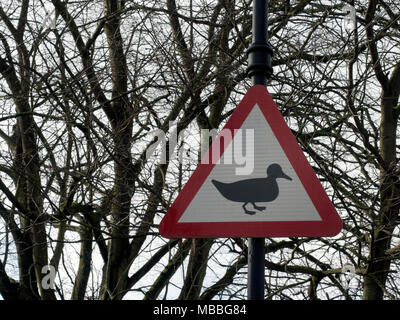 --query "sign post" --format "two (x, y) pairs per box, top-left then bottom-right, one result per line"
(159, 0), (342, 301)
(246, 0), (273, 301)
